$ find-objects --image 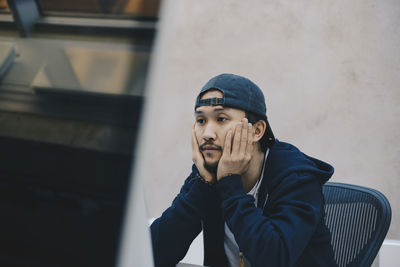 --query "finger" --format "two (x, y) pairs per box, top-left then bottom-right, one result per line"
(239, 118), (248, 155)
(247, 123), (254, 145)
(191, 123), (202, 160)
(231, 122), (242, 155)
(246, 123), (254, 156)
(223, 130), (233, 156)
